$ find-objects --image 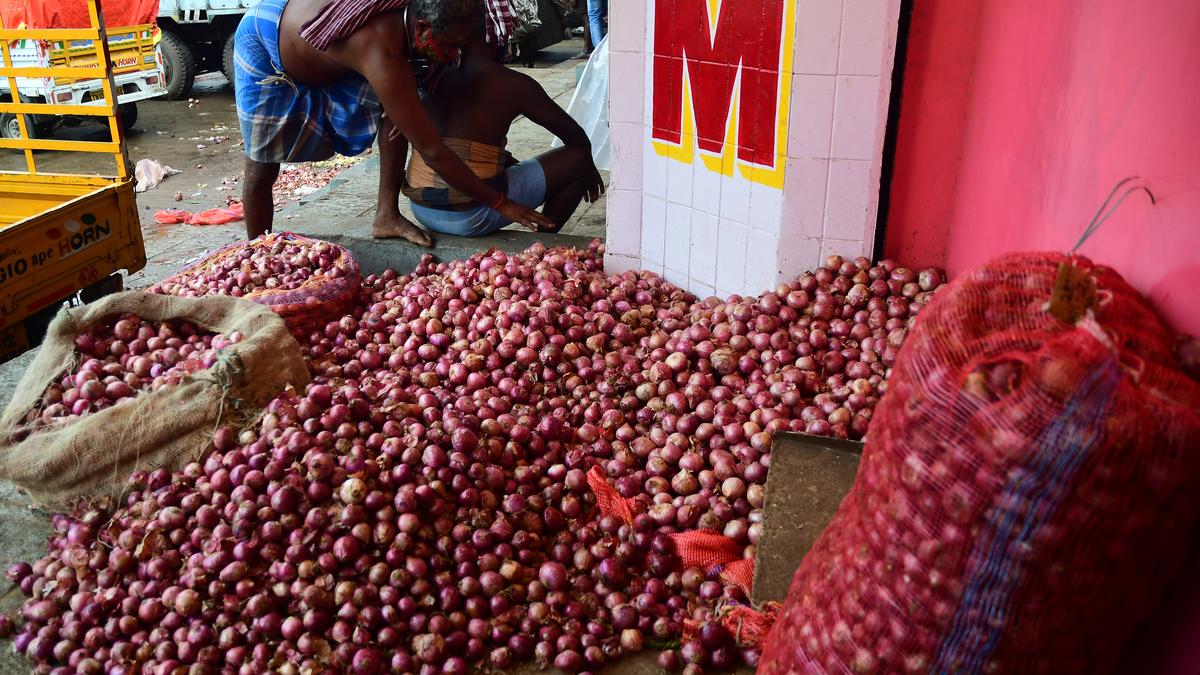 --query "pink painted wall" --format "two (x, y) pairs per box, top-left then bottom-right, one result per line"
(885, 0), (1200, 336)
(886, 2), (1200, 669)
